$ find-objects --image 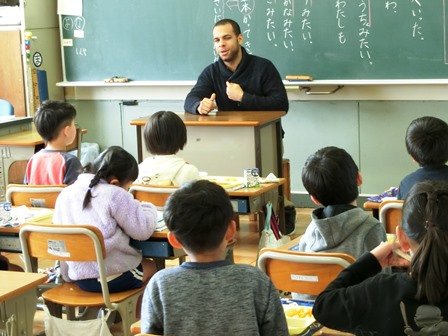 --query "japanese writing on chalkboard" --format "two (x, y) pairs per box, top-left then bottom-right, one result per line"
(358, 0), (372, 65)
(60, 0), (448, 81)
